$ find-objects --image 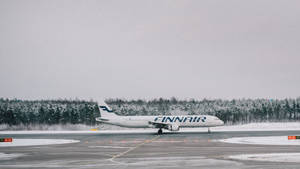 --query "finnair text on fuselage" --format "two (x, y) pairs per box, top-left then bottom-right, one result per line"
(95, 103), (224, 134)
(154, 116), (207, 123)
